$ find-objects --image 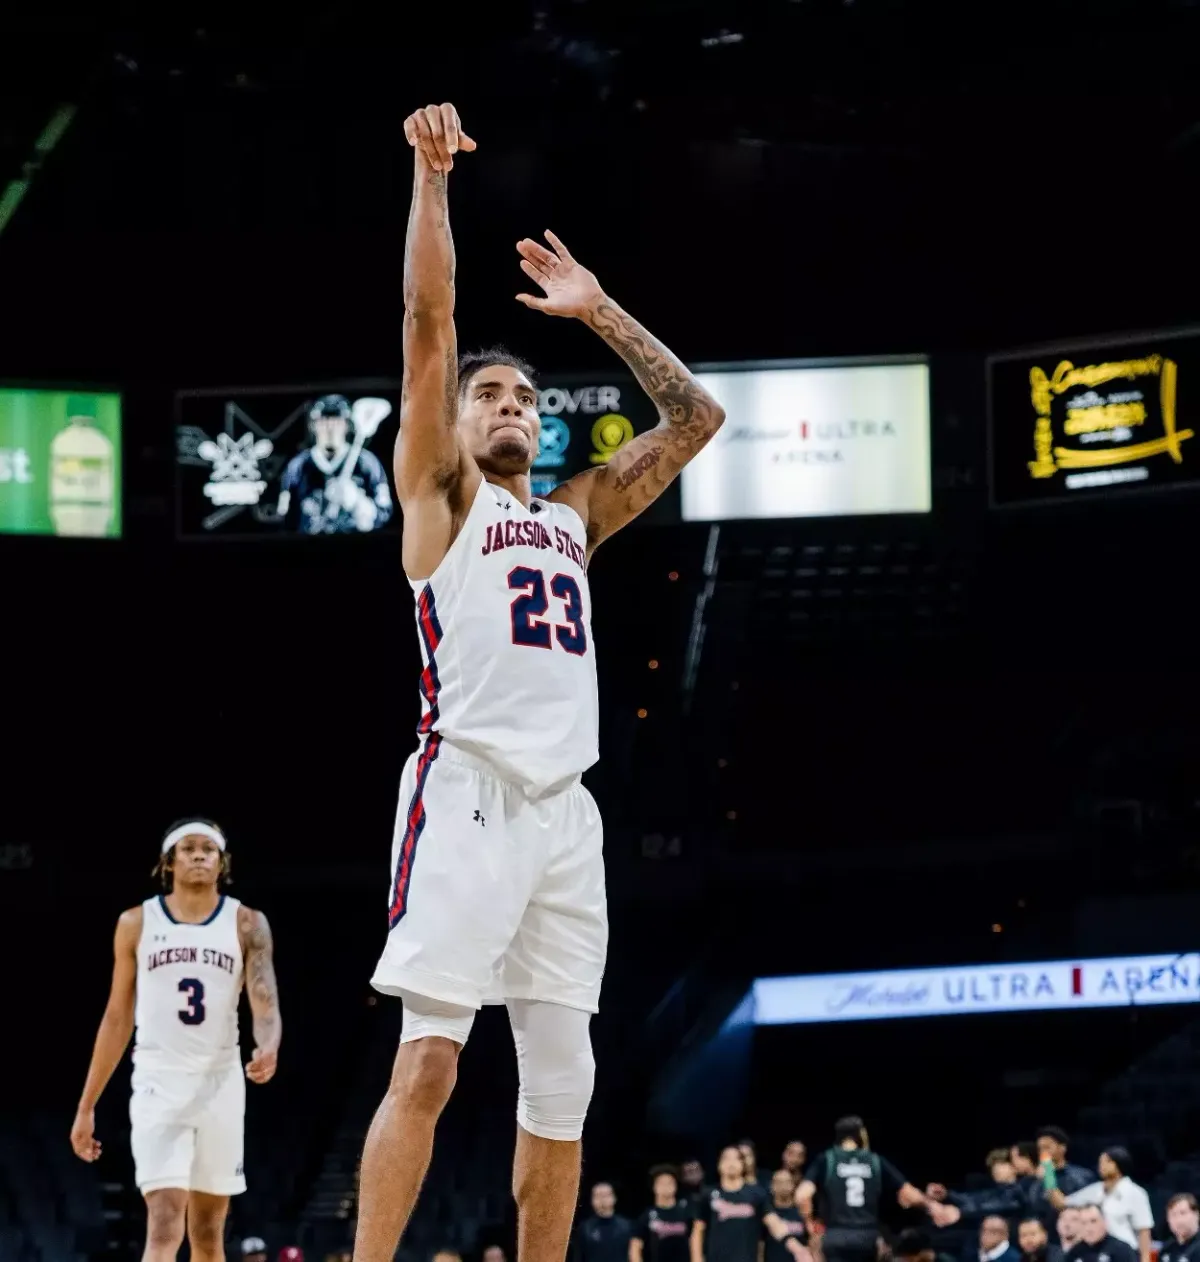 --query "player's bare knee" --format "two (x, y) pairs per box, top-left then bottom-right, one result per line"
(187, 1215), (225, 1255)
(144, 1191), (187, 1247)
(390, 1036), (460, 1115)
